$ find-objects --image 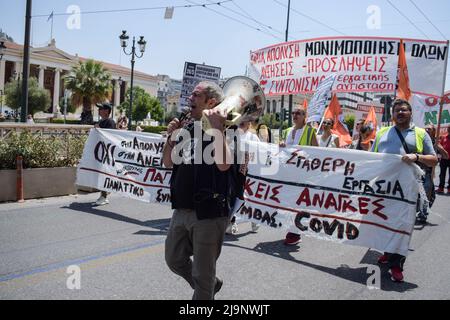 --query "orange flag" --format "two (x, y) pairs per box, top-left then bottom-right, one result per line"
(396, 39), (412, 101)
(363, 106), (377, 143)
(323, 95), (352, 146)
(303, 99), (308, 111)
